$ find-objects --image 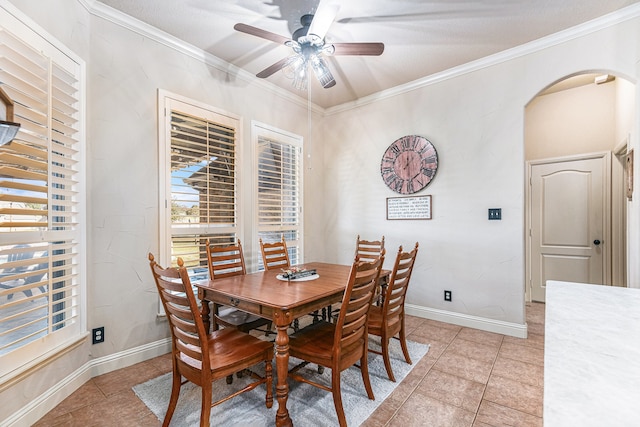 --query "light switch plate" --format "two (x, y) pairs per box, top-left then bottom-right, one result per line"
(488, 208), (502, 220)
